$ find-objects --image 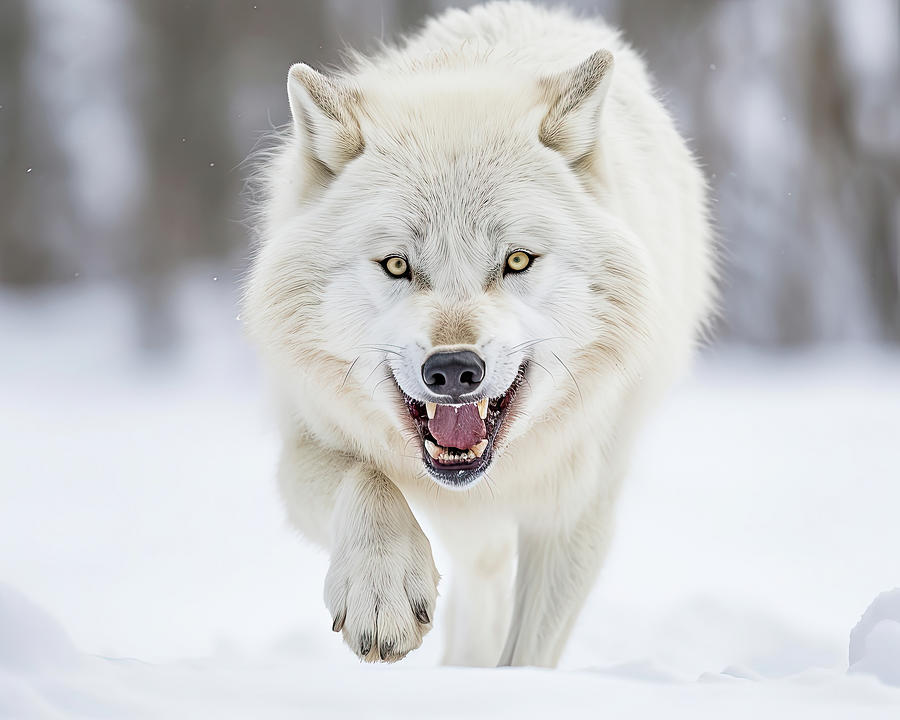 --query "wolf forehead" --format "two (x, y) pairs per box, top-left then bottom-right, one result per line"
(360, 75), (544, 147)
(351, 90), (565, 235)
(350, 86), (595, 255)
